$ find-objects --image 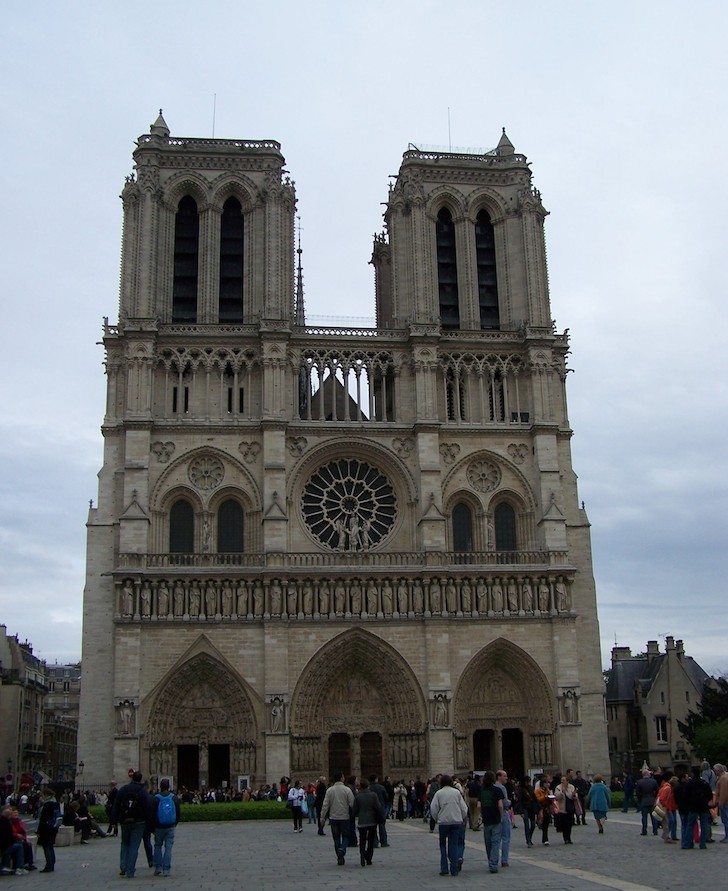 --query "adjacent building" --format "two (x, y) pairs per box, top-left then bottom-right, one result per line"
(43, 663), (81, 783)
(605, 636), (711, 777)
(77, 113), (610, 790)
